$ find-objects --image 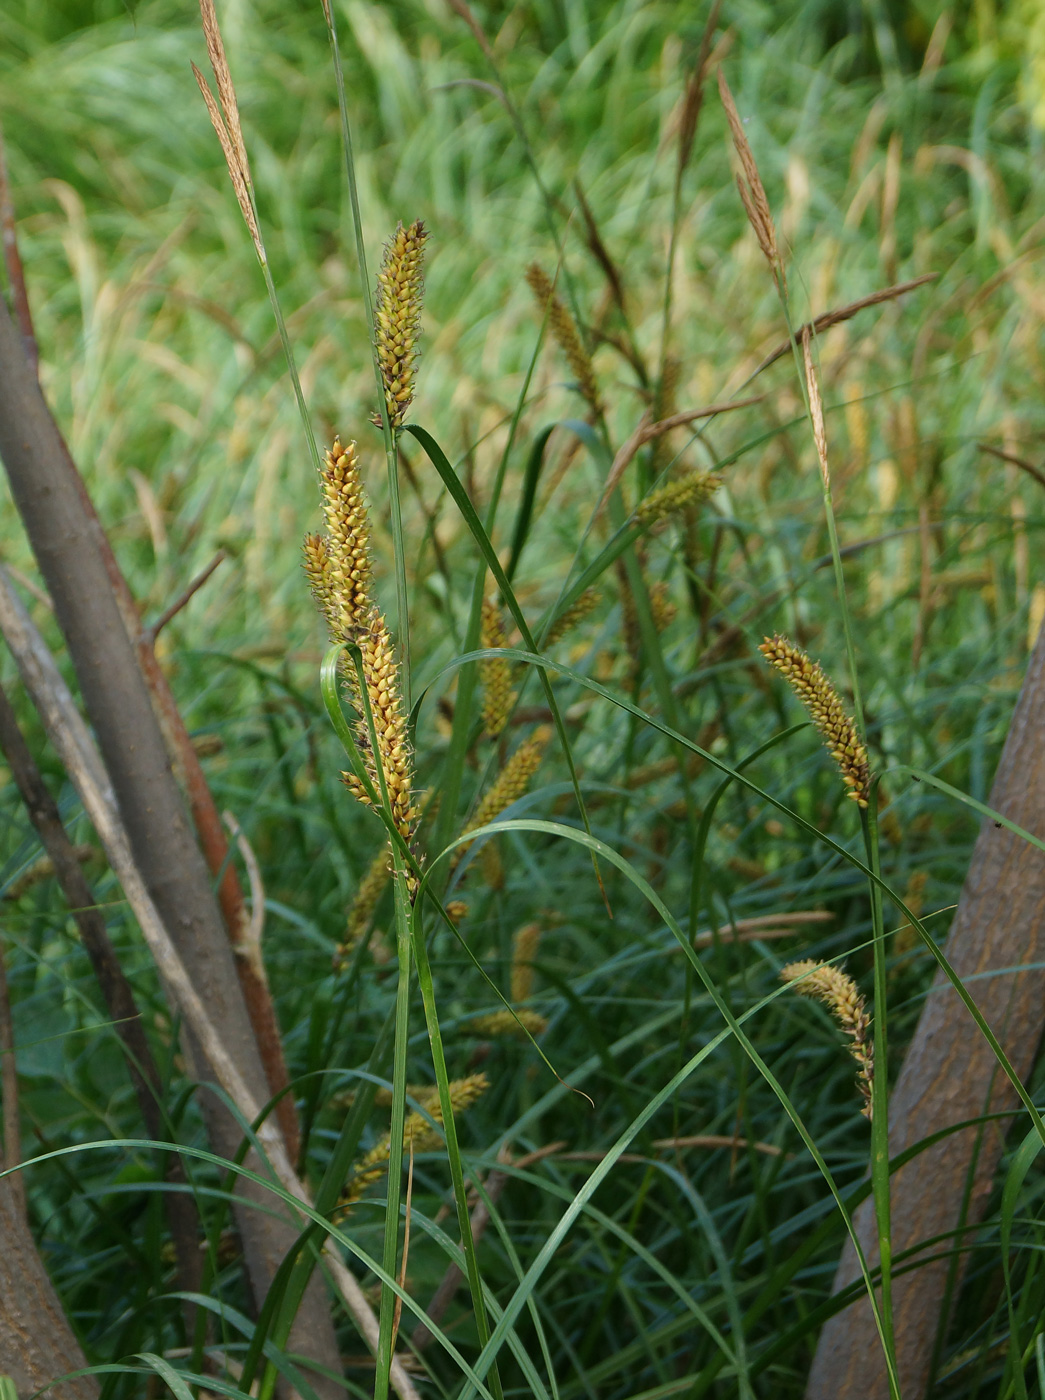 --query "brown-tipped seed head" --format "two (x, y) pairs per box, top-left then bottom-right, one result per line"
(781, 959), (874, 1117)
(546, 587), (601, 645)
(510, 922), (542, 1003)
(635, 470), (722, 528)
(469, 1008), (549, 1040)
(758, 634), (870, 807)
(717, 69), (783, 288)
(375, 219), (428, 428)
(525, 262), (604, 417)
